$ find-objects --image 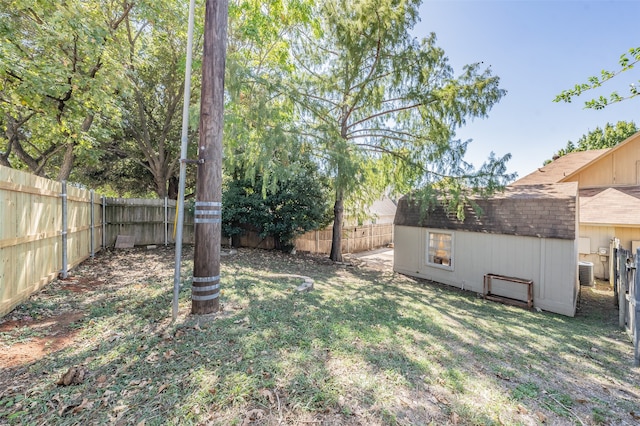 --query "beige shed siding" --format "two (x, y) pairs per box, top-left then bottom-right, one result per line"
(394, 225), (578, 316)
(579, 224), (640, 278)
